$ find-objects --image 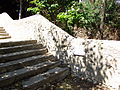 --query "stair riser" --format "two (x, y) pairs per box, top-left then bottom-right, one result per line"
(0, 40), (37, 48)
(0, 31), (6, 33)
(0, 33), (9, 36)
(0, 49), (48, 63)
(0, 27), (3, 29)
(0, 44), (43, 54)
(0, 61), (61, 87)
(0, 36), (11, 39)
(0, 55), (55, 74)
(23, 68), (69, 90)
(0, 29), (5, 31)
